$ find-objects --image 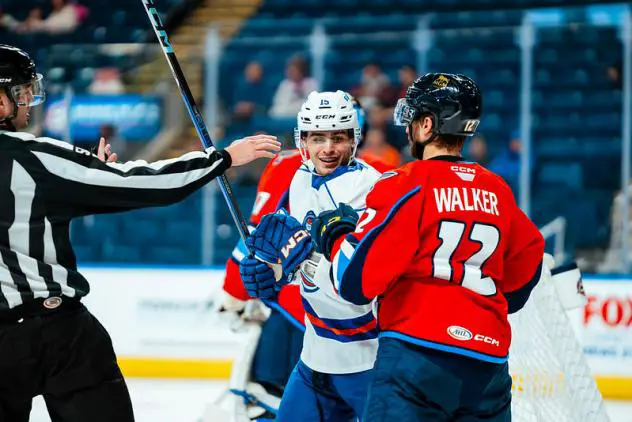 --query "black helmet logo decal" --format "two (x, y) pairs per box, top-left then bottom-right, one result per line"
(432, 75), (450, 89)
